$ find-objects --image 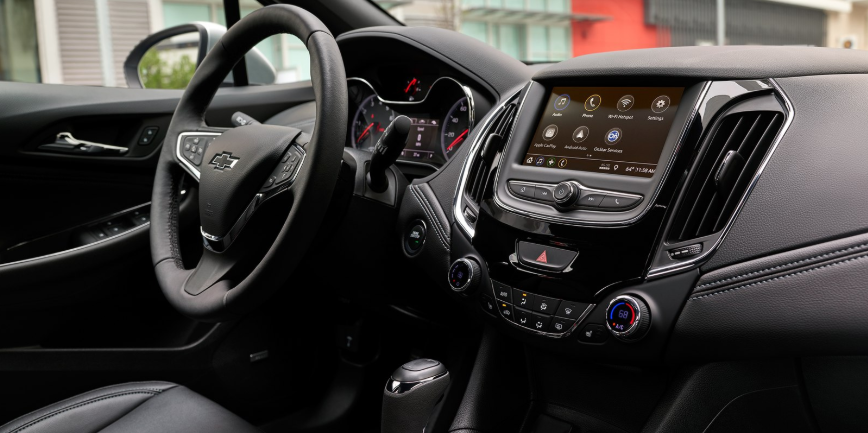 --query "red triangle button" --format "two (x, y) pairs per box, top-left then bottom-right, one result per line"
(536, 250), (548, 263)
